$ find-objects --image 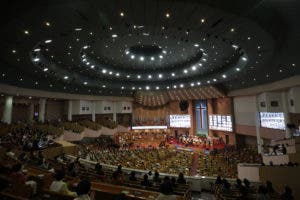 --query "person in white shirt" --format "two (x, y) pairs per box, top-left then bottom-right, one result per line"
(49, 170), (76, 197)
(74, 180), (91, 200)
